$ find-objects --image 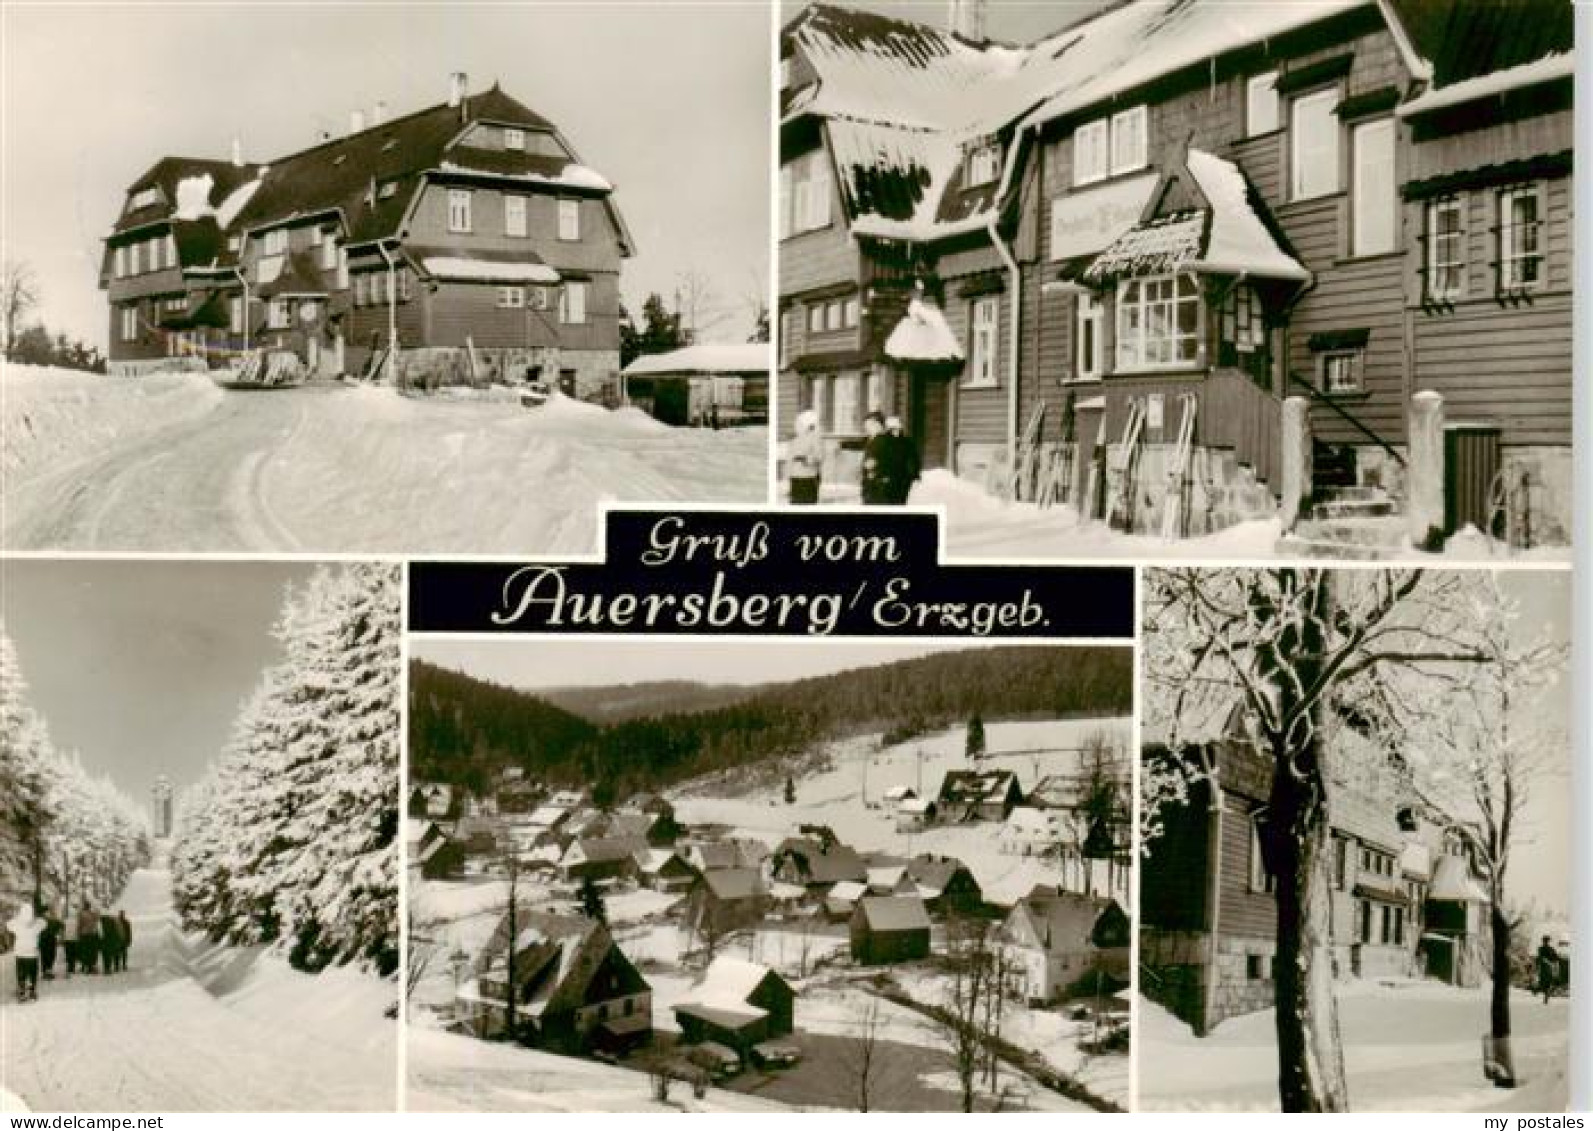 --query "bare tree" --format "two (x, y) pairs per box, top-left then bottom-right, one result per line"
(938, 915), (998, 1112)
(1142, 568), (1491, 1112)
(673, 269), (731, 344)
(1, 258), (40, 357)
(851, 993), (884, 1112)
